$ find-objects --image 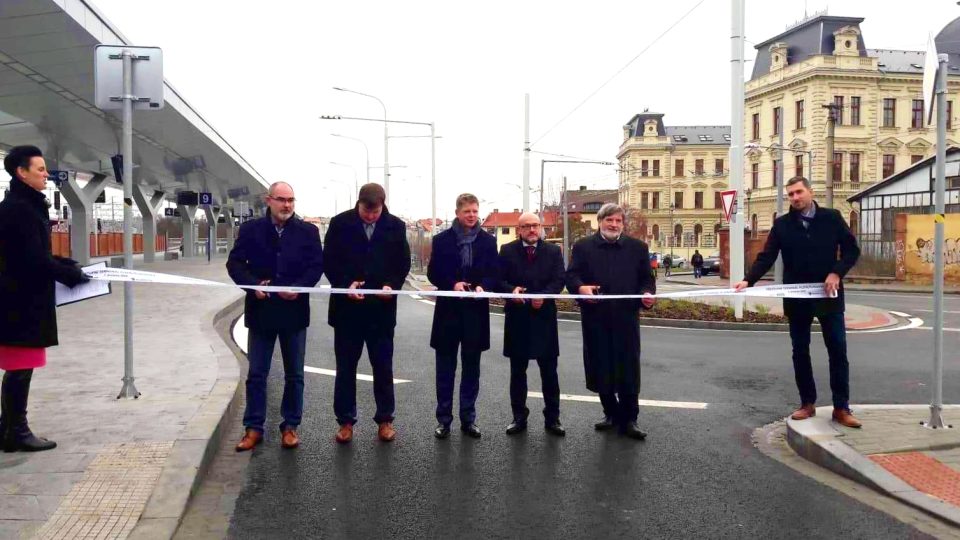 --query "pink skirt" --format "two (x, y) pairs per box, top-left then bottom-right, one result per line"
(0, 345), (46, 371)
